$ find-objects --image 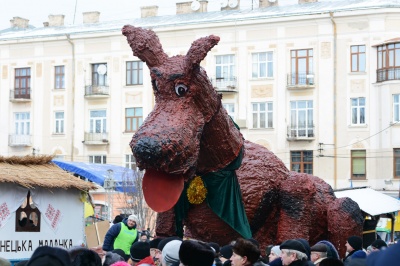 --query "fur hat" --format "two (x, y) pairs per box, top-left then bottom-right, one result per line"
(162, 240), (182, 265)
(150, 238), (163, 249)
(179, 240), (215, 266)
(128, 215), (137, 221)
(207, 242), (220, 254)
(371, 239), (387, 250)
(270, 245), (282, 257)
(130, 242), (150, 262)
(347, 236), (363, 251)
(280, 240), (307, 254)
(27, 246), (71, 266)
(310, 243), (328, 253)
(220, 245), (233, 259)
(0, 257), (11, 266)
